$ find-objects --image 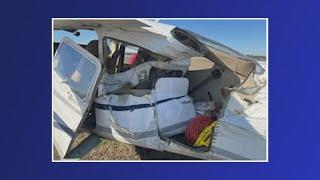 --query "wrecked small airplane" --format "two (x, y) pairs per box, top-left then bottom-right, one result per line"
(53, 19), (267, 160)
